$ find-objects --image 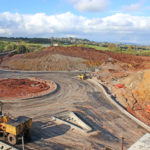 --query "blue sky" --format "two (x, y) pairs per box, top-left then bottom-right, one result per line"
(1, 0), (150, 17)
(0, 0), (150, 44)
